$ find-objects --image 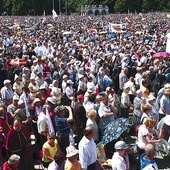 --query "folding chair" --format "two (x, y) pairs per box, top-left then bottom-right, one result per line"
(96, 142), (112, 170)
